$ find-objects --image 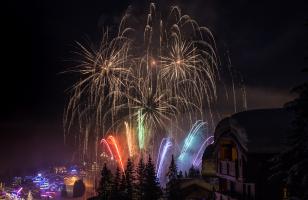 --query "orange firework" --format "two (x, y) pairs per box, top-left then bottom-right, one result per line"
(100, 138), (114, 160)
(107, 135), (125, 173)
